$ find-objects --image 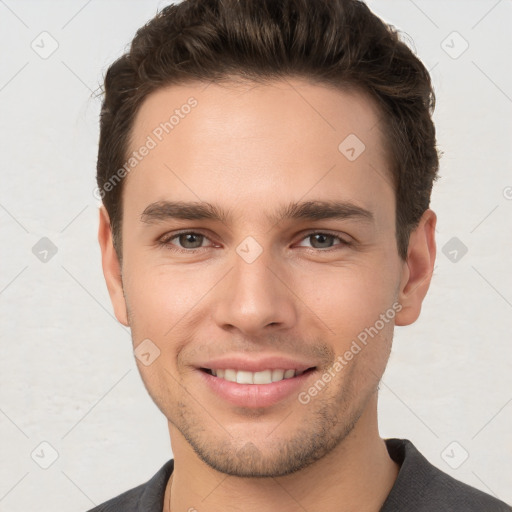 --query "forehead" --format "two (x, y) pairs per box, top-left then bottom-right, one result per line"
(123, 78), (394, 227)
